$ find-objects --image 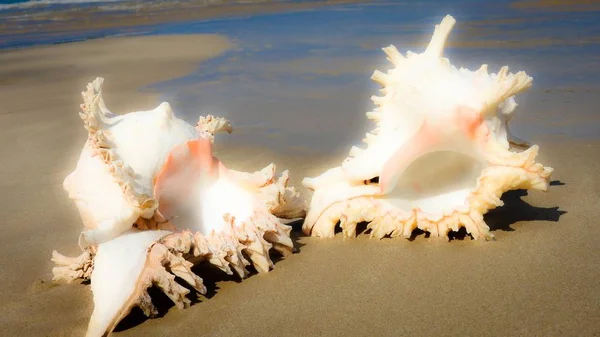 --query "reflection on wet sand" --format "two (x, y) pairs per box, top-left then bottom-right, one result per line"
(0, 0), (366, 44)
